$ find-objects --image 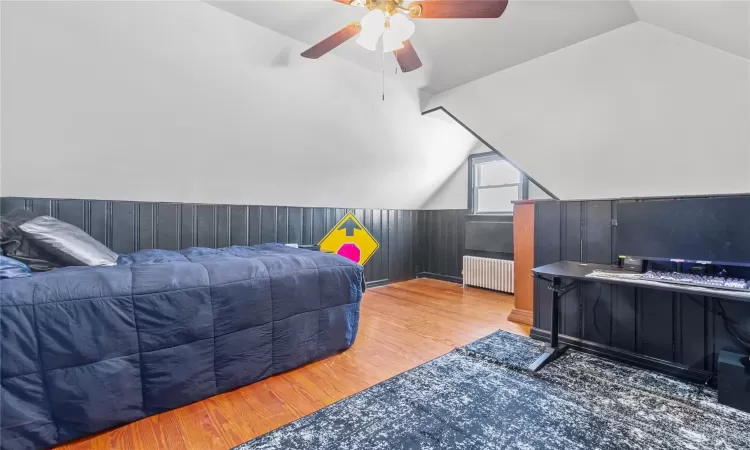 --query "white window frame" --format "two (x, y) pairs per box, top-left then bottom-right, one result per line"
(469, 153), (527, 215)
